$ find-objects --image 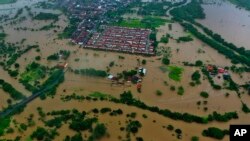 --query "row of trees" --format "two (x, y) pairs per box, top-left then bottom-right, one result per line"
(181, 23), (250, 66)
(112, 91), (238, 124)
(61, 91), (239, 124)
(0, 79), (25, 100)
(193, 22), (250, 60)
(170, 0), (205, 22)
(201, 68), (222, 90)
(33, 12), (59, 21)
(74, 68), (107, 77)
